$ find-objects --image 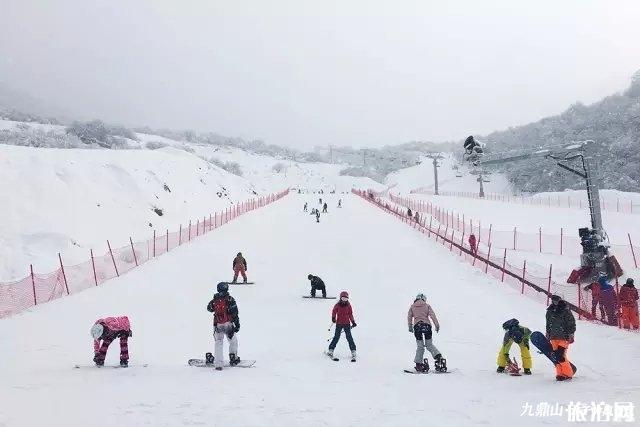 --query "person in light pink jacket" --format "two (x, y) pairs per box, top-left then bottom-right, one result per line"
(90, 316), (132, 367)
(407, 294), (446, 372)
